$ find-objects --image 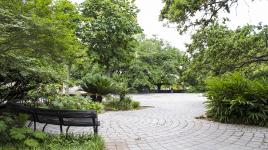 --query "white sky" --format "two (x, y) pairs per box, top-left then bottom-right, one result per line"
(71, 0), (268, 51)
